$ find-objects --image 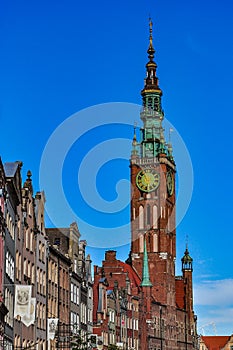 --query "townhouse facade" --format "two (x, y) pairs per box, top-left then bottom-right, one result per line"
(46, 223), (93, 349)
(93, 250), (140, 350)
(0, 161), (93, 350)
(0, 159), (7, 350)
(4, 162), (22, 350)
